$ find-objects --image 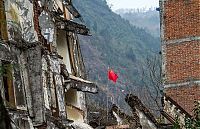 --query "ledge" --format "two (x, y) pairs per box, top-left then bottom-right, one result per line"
(64, 75), (98, 93)
(56, 20), (90, 35)
(50, 11), (90, 35)
(164, 80), (200, 88)
(163, 36), (200, 45)
(66, 103), (84, 115)
(7, 107), (28, 114)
